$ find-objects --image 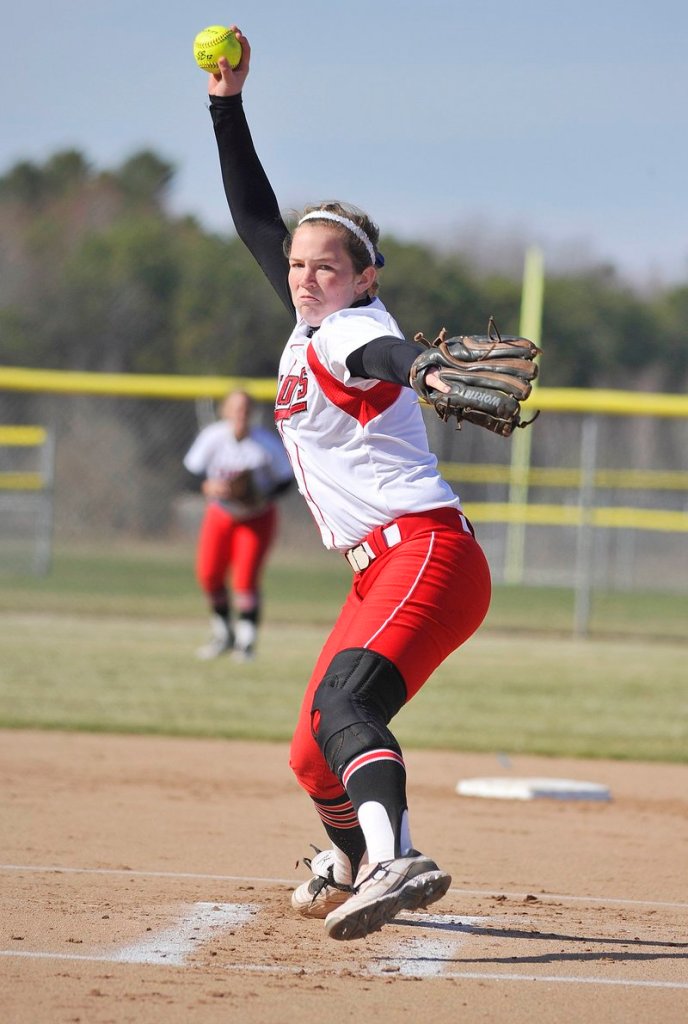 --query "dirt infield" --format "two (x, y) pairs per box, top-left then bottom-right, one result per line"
(1, 730), (686, 1023)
